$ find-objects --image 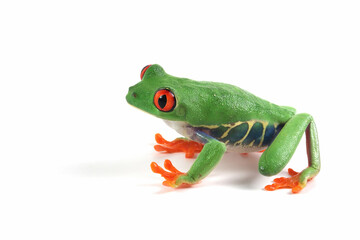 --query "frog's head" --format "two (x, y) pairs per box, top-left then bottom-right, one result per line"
(126, 64), (187, 122)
